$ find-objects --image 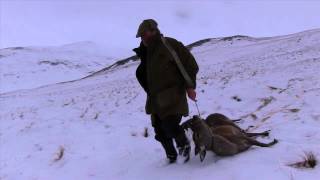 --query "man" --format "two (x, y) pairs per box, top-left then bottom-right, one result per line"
(133, 19), (199, 163)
